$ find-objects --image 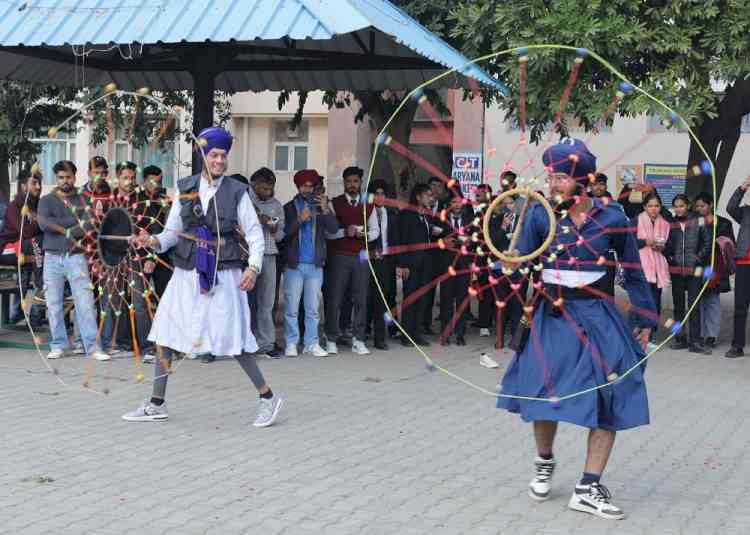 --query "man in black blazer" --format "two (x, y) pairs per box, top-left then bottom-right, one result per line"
(398, 183), (442, 346)
(438, 191), (474, 345)
(367, 180), (401, 350)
